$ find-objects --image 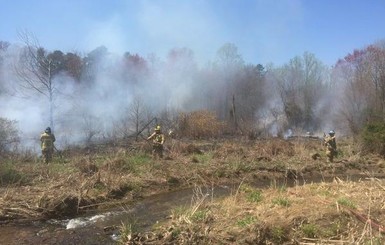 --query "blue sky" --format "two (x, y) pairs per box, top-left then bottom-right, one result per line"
(1, 0), (385, 66)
